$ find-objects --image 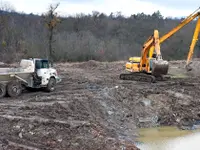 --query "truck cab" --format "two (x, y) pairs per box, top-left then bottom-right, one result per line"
(20, 58), (61, 91)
